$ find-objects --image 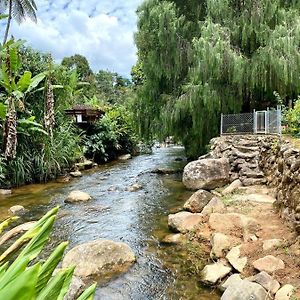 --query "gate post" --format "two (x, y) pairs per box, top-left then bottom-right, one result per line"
(253, 109), (257, 134)
(266, 107), (269, 134)
(220, 113), (223, 135)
